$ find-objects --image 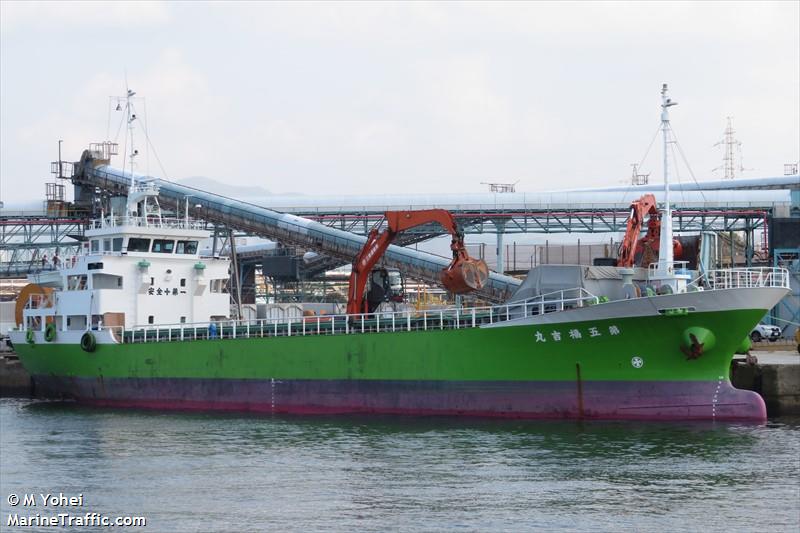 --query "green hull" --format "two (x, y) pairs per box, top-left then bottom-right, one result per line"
(16, 308), (766, 382)
(11, 307), (769, 420)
